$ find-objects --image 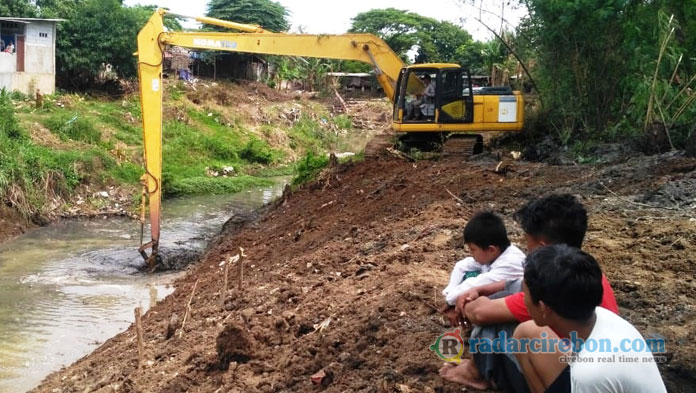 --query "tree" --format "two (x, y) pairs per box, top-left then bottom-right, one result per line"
(206, 0), (289, 32)
(414, 20), (473, 63)
(349, 8), (476, 67)
(47, 0), (157, 88)
(349, 8), (427, 60)
(0, 0), (38, 17)
(454, 41), (486, 74)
